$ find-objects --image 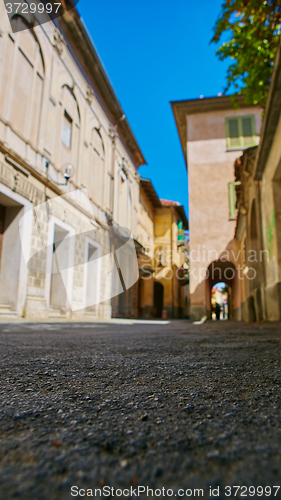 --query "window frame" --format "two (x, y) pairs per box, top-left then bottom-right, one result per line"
(225, 115), (256, 151)
(61, 110), (73, 149)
